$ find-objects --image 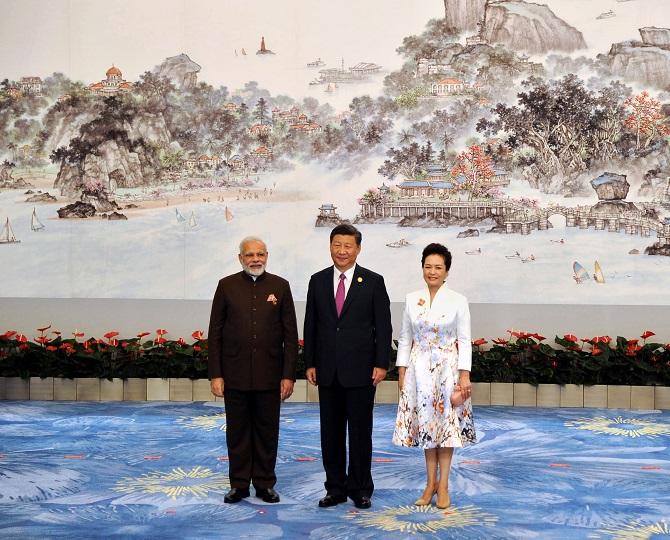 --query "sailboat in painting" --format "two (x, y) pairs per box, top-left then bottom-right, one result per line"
(573, 261), (590, 283)
(189, 211), (197, 228)
(573, 260), (606, 284)
(593, 260), (605, 283)
(31, 208), (45, 231)
(175, 208), (186, 223)
(1, 217), (20, 244)
(225, 206), (233, 222)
